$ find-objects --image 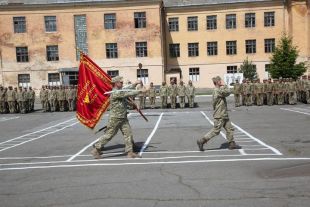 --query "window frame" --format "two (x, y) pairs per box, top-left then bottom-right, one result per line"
(135, 42), (148, 57)
(245, 39), (256, 54)
(16, 47), (29, 62)
(134, 12), (146, 28)
(13, 16), (26, 33)
(169, 43), (180, 58)
(46, 45), (59, 61)
(264, 38), (275, 53)
(187, 16), (198, 31)
(207, 41), (218, 56)
(105, 43), (118, 59)
(227, 65), (238, 74)
(44, 16), (57, 32)
(245, 13), (256, 28)
(206, 15), (217, 30)
(226, 14), (236, 29)
(189, 67), (200, 82)
(264, 12), (275, 27)
(188, 43), (199, 57)
(104, 13), (116, 29)
(168, 17), (179, 32)
(226, 41), (237, 55)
